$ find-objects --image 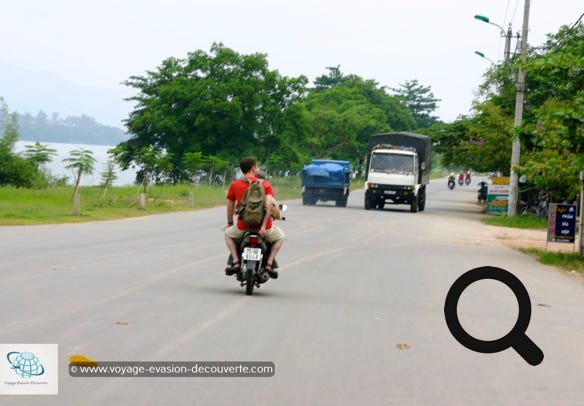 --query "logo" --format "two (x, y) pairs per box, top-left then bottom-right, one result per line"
(0, 344), (58, 395)
(7, 351), (46, 378)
